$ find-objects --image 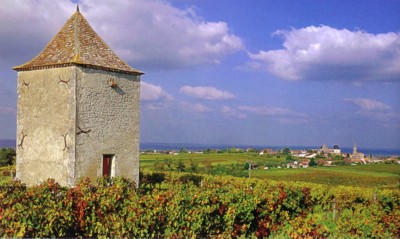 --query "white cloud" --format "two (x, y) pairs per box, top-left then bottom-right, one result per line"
(81, 0), (244, 69)
(237, 106), (308, 125)
(275, 118), (309, 125)
(361, 110), (400, 122)
(238, 106), (307, 117)
(180, 101), (211, 112)
(0, 1), (74, 65)
(248, 25), (400, 82)
(180, 86), (235, 100)
(141, 82), (173, 101)
(345, 98), (400, 124)
(0, 0), (243, 70)
(344, 98), (391, 111)
(222, 106), (234, 113)
(145, 102), (170, 111)
(221, 106), (247, 119)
